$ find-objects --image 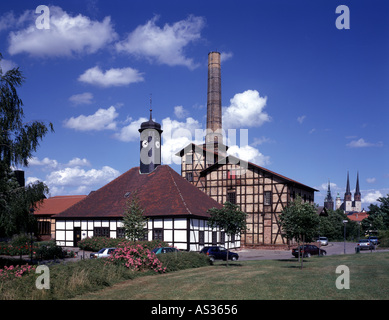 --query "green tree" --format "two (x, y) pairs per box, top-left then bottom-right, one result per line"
(279, 196), (320, 268)
(0, 53), (53, 237)
(122, 191), (148, 241)
(207, 202), (247, 266)
(362, 194), (389, 235)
